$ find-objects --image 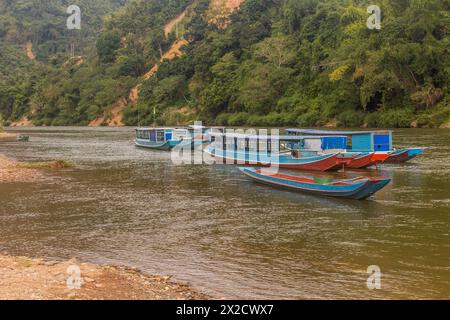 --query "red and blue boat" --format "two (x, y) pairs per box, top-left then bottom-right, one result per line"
(383, 147), (424, 163)
(286, 129), (424, 167)
(240, 167), (391, 200)
(205, 132), (347, 171)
